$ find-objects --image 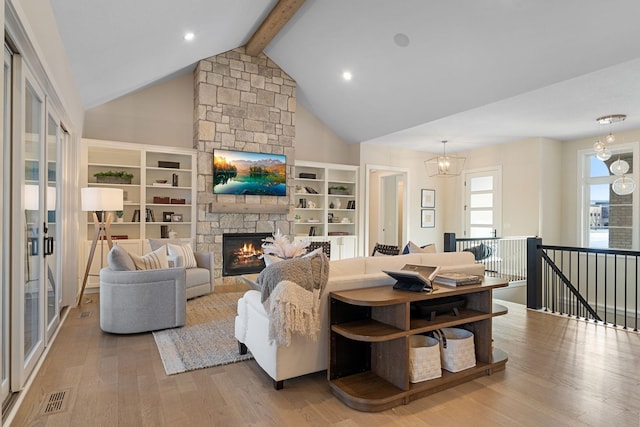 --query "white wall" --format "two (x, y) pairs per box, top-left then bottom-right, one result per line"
(9, 0), (84, 131)
(83, 72), (194, 148)
(295, 103), (358, 165)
